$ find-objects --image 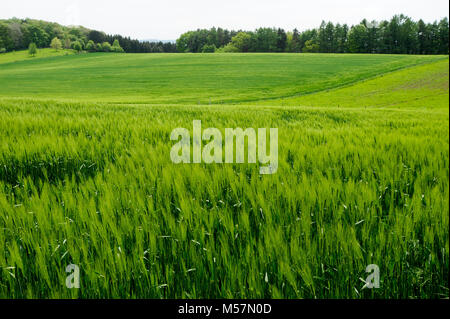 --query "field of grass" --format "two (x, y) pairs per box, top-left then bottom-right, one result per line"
(0, 48), (74, 65)
(0, 52), (445, 104)
(257, 59), (449, 109)
(0, 51), (448, 299)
